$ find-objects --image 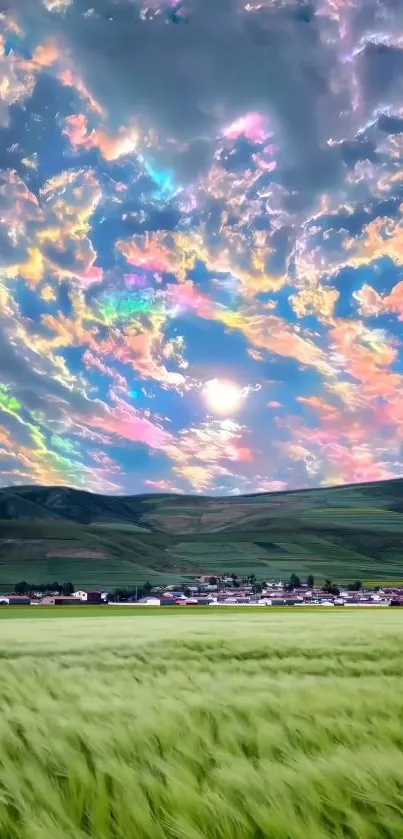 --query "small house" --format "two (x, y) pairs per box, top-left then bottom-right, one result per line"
(135, 597), (161, 606)
(86, 591), (102, 604)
